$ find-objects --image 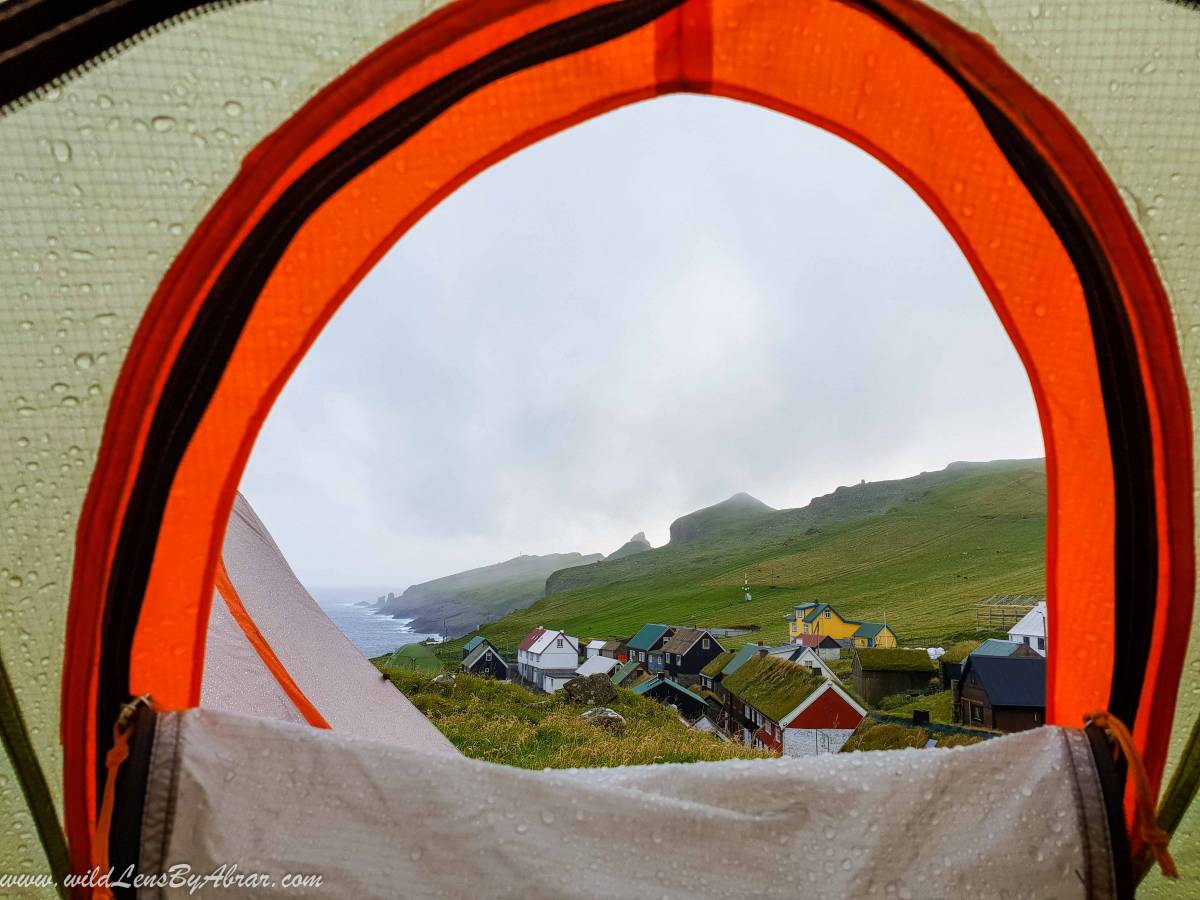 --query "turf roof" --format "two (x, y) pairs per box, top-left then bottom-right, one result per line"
(856, 648), (936, 673)
(700, 650), (735, 679)
(940, 640), (981, 664)
(721, 654), (825, 723)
